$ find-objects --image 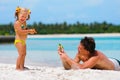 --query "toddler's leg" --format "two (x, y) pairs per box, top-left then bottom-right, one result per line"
(15, 43), (25, 70)
(20, 45), (26, 70)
